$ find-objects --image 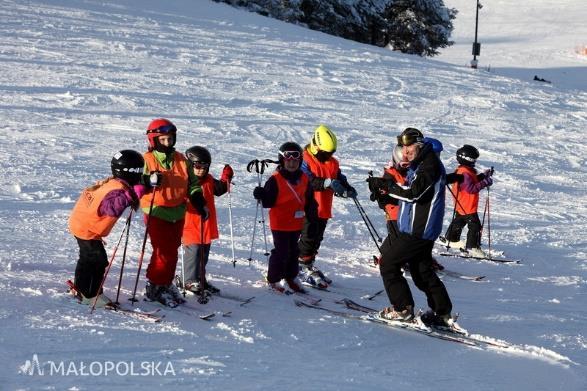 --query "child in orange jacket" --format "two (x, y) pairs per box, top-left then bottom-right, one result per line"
(68, 150), (146, 307)
(181, 146), (233, 294)
(444, 145), (494, 257)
